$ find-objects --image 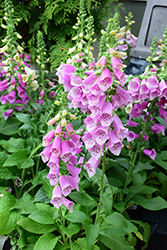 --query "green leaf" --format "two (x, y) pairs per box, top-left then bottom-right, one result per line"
(133, 162), (154, 173)
(133, 196), (167, 210)
(29, 210), (54, 225)
(154, 158), (167, 170)
(82, 220), (99, 246)
(132, 220), (150, 250)
(16, 113), (32, 126)
(0, 117), (20, 135)
(69, 190), (96, 207)
(0, 192), (23, 235)
(17, 218), (57, 234)
(0, 138), (25, 153)
(3, 149), (28, 167)
(0, 152), (8, 165)
(60, 224), (80, 237)
(34, 187), (50, 203)
(0, 167), (16, 180)
(104, 212), (137, 234)
(99, 226), (134, 250)
(65, 210), (87, 223)
(128, 185), (157, 195)
(74, 238), (99, 250)
(34, 233), (58, 250)
(41, 175), (53, 199)
(116, 158), (129, 170)
(158, 151), (167, 160)
(70, 241), (82, 250)
(12, 192), (37, 214)
(101, 194), (112, 216)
